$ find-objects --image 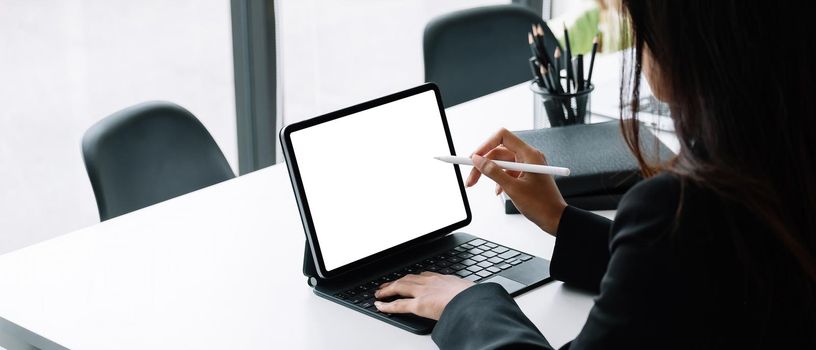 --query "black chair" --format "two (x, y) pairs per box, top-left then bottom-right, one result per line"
(82, 101), (235, 221)
(424, 5), (561, 108)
